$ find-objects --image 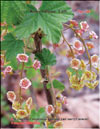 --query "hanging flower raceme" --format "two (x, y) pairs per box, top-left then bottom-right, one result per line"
(33, 60), (41, 70)
(80, 21), (89, 32)
(46, 105), (54, 116)
(7, 91), (16, 103)
(16, 53), (29, 63)
(86, 42), (94, 50)
(71, 58), (80, 70)
(89, 31), (98, 39)
(70, 20), (78, 27)
(19, 77), (31, 89)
